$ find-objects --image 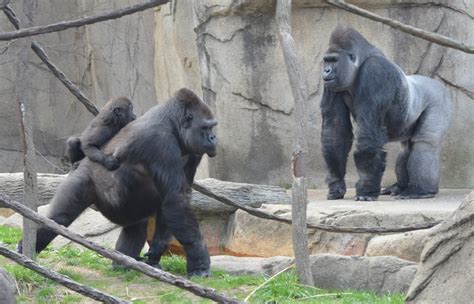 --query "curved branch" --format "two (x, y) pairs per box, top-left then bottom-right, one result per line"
(326, 0), (474, 54)
(192, 182), (442, 233)
(0, 0), (170, 41)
